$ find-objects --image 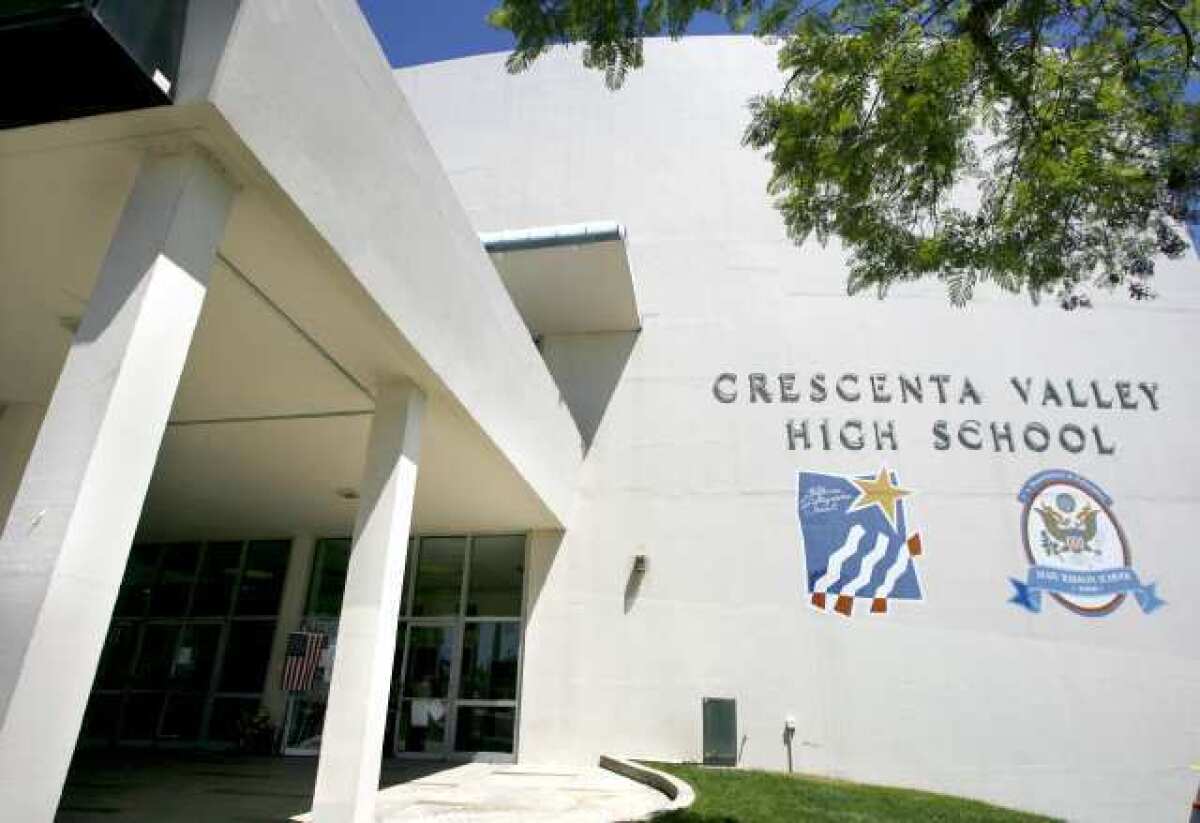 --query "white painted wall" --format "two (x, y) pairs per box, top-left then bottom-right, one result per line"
(399, 39), (1200, 822)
